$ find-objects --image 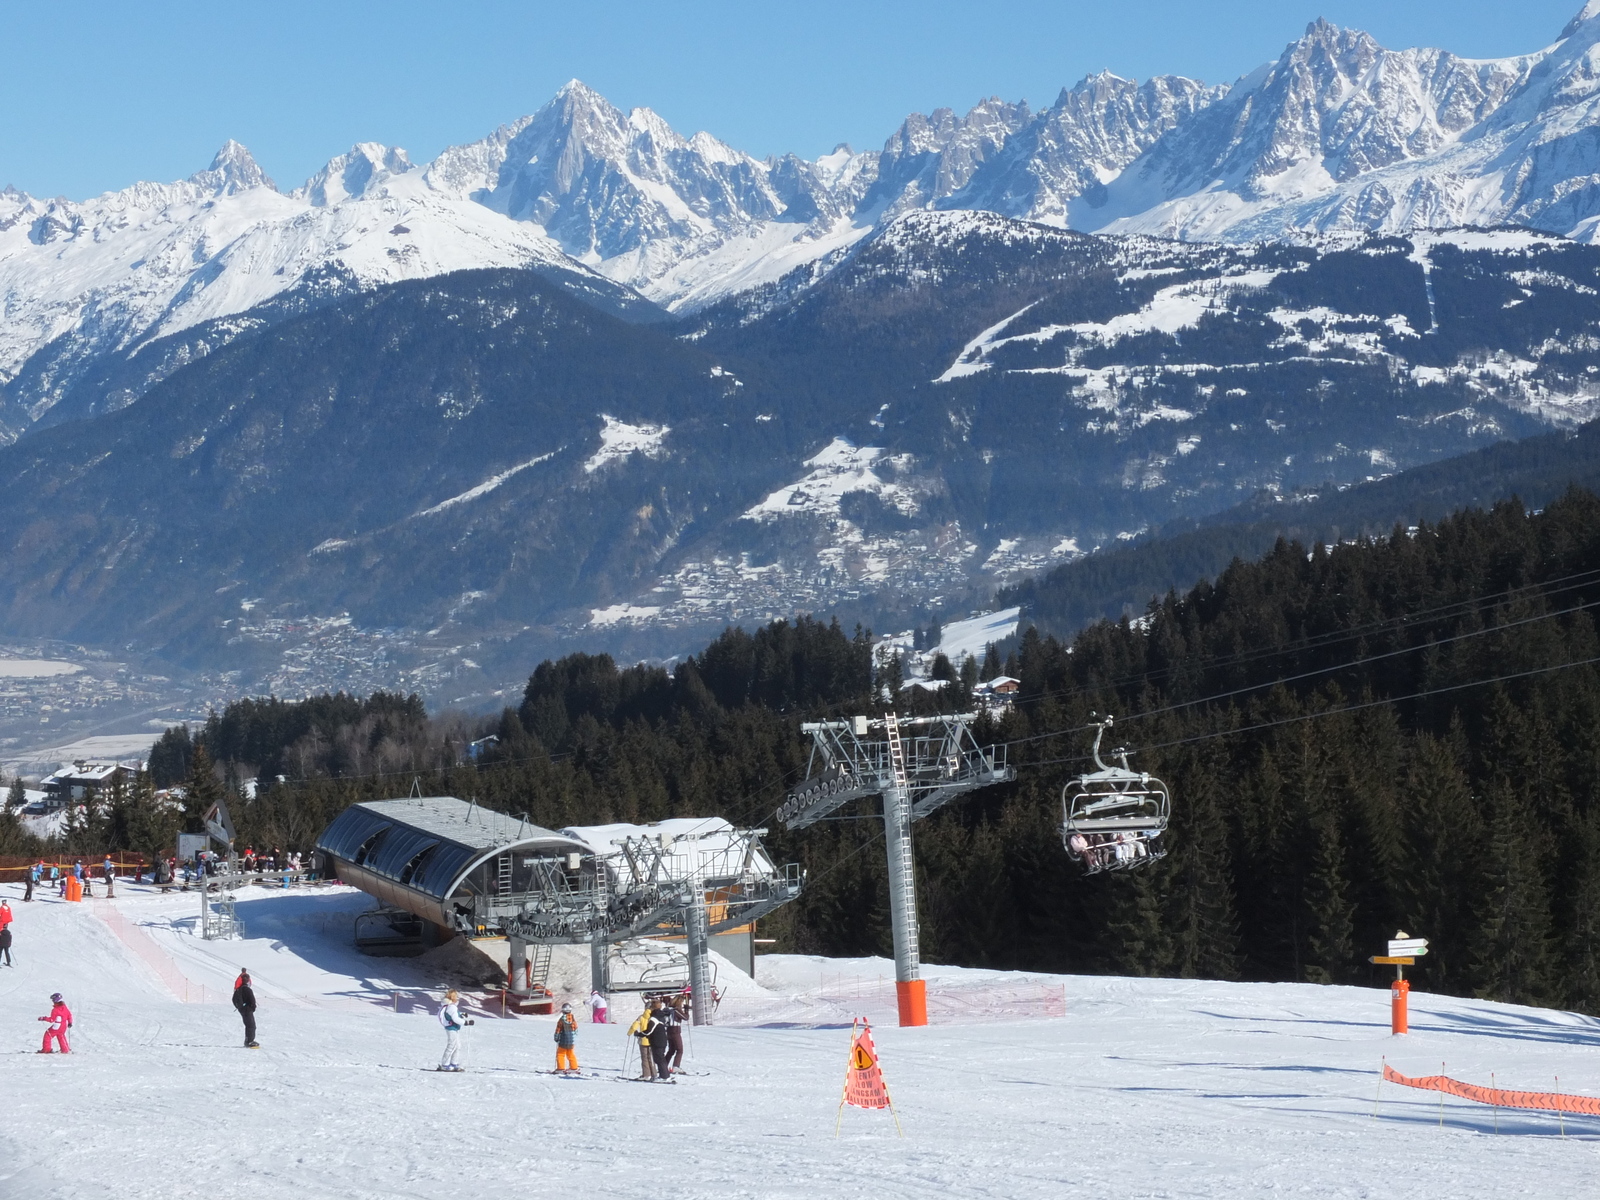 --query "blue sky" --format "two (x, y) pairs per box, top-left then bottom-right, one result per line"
(0, 0), (1585, 199)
